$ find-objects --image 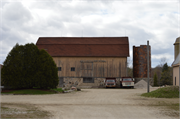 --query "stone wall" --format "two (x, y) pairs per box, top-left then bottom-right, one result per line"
(59, 77), (121, 89)
(63, 78), (82, 89)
